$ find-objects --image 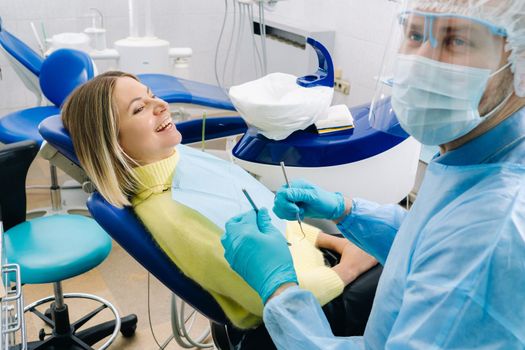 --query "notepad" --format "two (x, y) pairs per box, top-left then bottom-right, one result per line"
(315, 104), (354, 134)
